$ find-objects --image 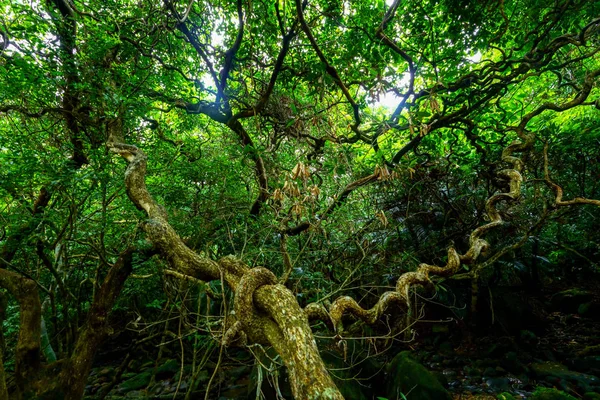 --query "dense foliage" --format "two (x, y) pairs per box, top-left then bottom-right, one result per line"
(0, 0), (599, 398)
